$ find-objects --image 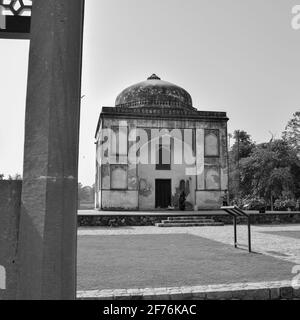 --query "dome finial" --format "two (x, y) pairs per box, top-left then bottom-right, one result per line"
(147, 74), (161, 80)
